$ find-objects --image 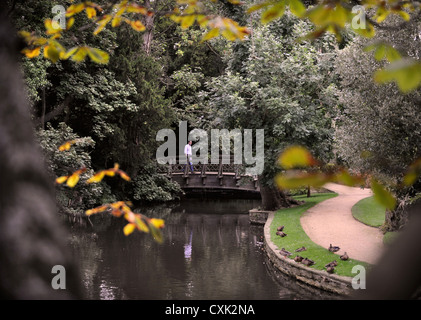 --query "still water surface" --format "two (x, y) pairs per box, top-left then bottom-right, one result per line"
(68, 198), (323, 300)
